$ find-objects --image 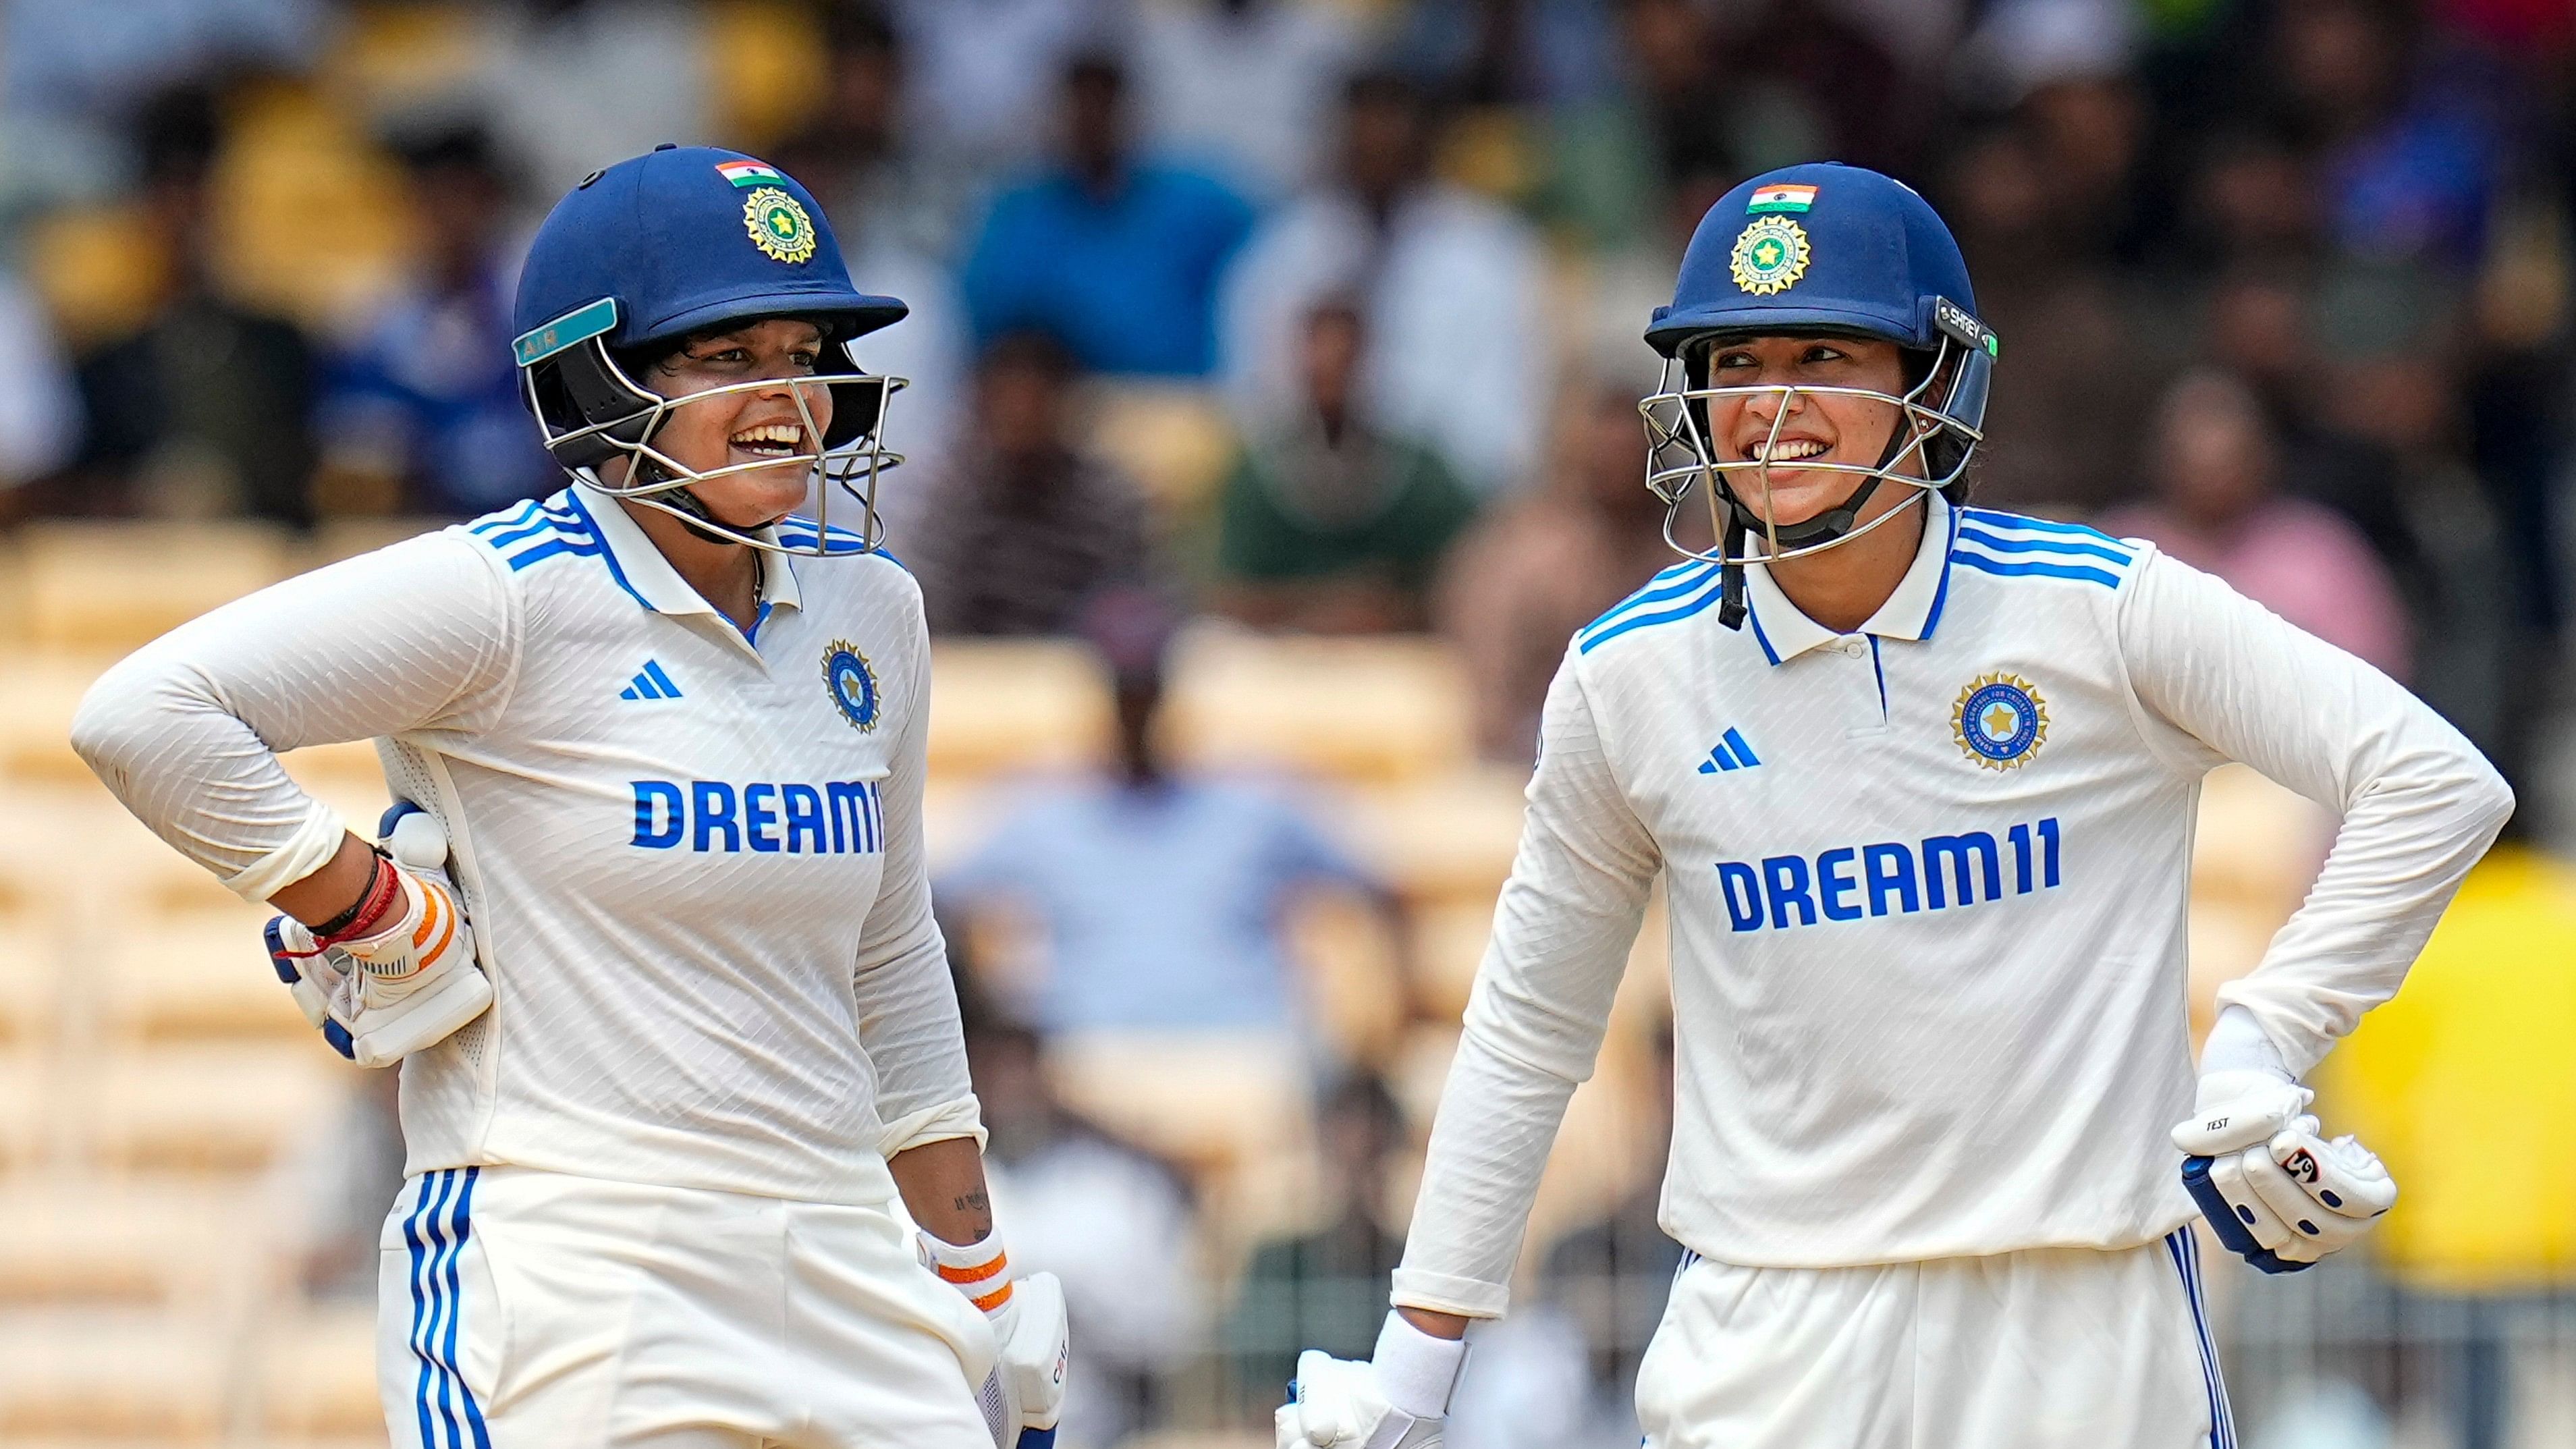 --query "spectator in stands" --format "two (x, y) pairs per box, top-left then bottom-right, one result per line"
(1391, 0), (1622, 109)
(1212, 298), (1477, 634)
(937, 589), (1397, 1037)
(1533, 1028), (1680, 1415)
(1438, 378), (1691, 763)
(1220, 69), (1550, 495)
(970, 1007), (1199, 1446)
(0, 267), (82, 516)
(1126, 0), (1365, 204)
(2271, 0), (2502, 268)
(771, 6), (970, 482)
(960, 51), (1255, 378)
(314, 123), (553, 518)
(468, 0), (714, 198)
(886, 0), (1124, 182)
(2105, 368), (2410, 678)
(887, 329), (1152, 637)
(1228, 1071), (1410, 1407)
(771, 1), (971, 263)
(62, 84), (318, 525)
